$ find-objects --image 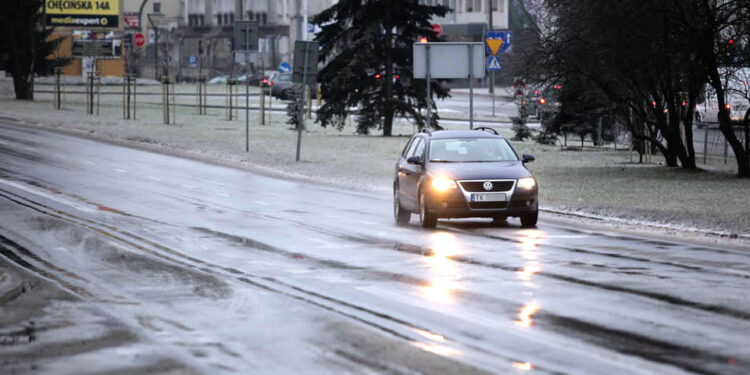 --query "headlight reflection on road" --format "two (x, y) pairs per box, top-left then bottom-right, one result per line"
(412, 342), (460, 357)
(516, 302), (540, 328)
(512, 361), (534, 371)
(517, 263), (540, 282)
(421, 232), (462, 304)
(414, 328), (446, 343)
(518, 230), (544, 289)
